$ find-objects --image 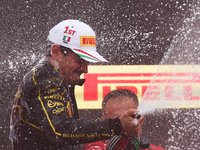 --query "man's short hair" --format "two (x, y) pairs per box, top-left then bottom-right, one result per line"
(45, 40), (71, 57)
(45, 40), (54, 57)
(102, 89), (139, 109)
